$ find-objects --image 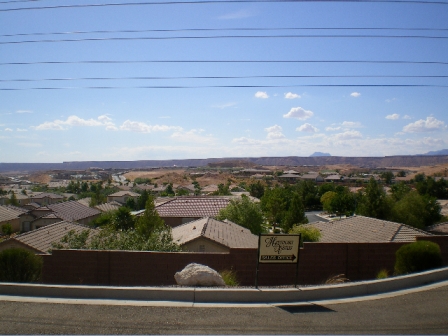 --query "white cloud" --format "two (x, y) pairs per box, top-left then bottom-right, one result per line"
(212, 102), (237, 109)
(255, 91), (269, 99)
(16, 128), (28, 132)
(283, 107), (314, 120)
(386, 98), (397, 103)
(284, 92), (301, 99)
(403, 115), (412, 120)
(18, 142), (42, 147)
(386, 114), (400, 120)
(296, 123), (319, 133)
(403, 117), (446, 133)
(332, 130), (363, 140)
(120, 120), (182, 133)
(350, 92), (361, 98)
(325, 126), (341, 132)
(265, 125), (285, 139)
(16, 110), (33, 114)
(4, 128), (13, 132)
(342, 121), (362, 128)
(34, 115), (116, 131)
(34, 121), (66, 131)
(170, 129), (216, 143)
